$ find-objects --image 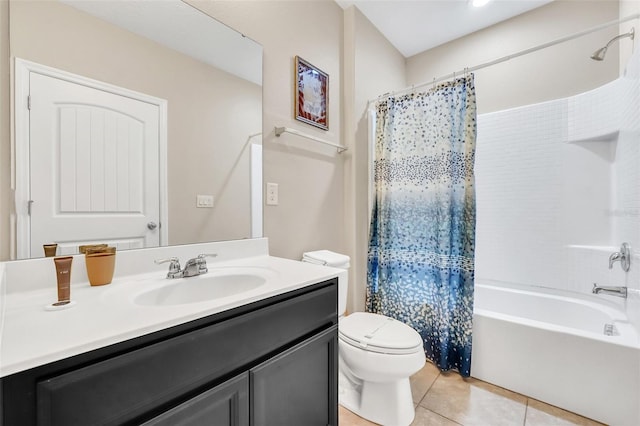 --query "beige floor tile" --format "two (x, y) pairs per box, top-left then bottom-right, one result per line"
(338, 404), (378, 426)
(410, 361), (441, 404)
(420, 372), (527, 426)
(339, 402), (461, 426)
(525, 399), (606, 426)
(411, 406), (461, 426)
